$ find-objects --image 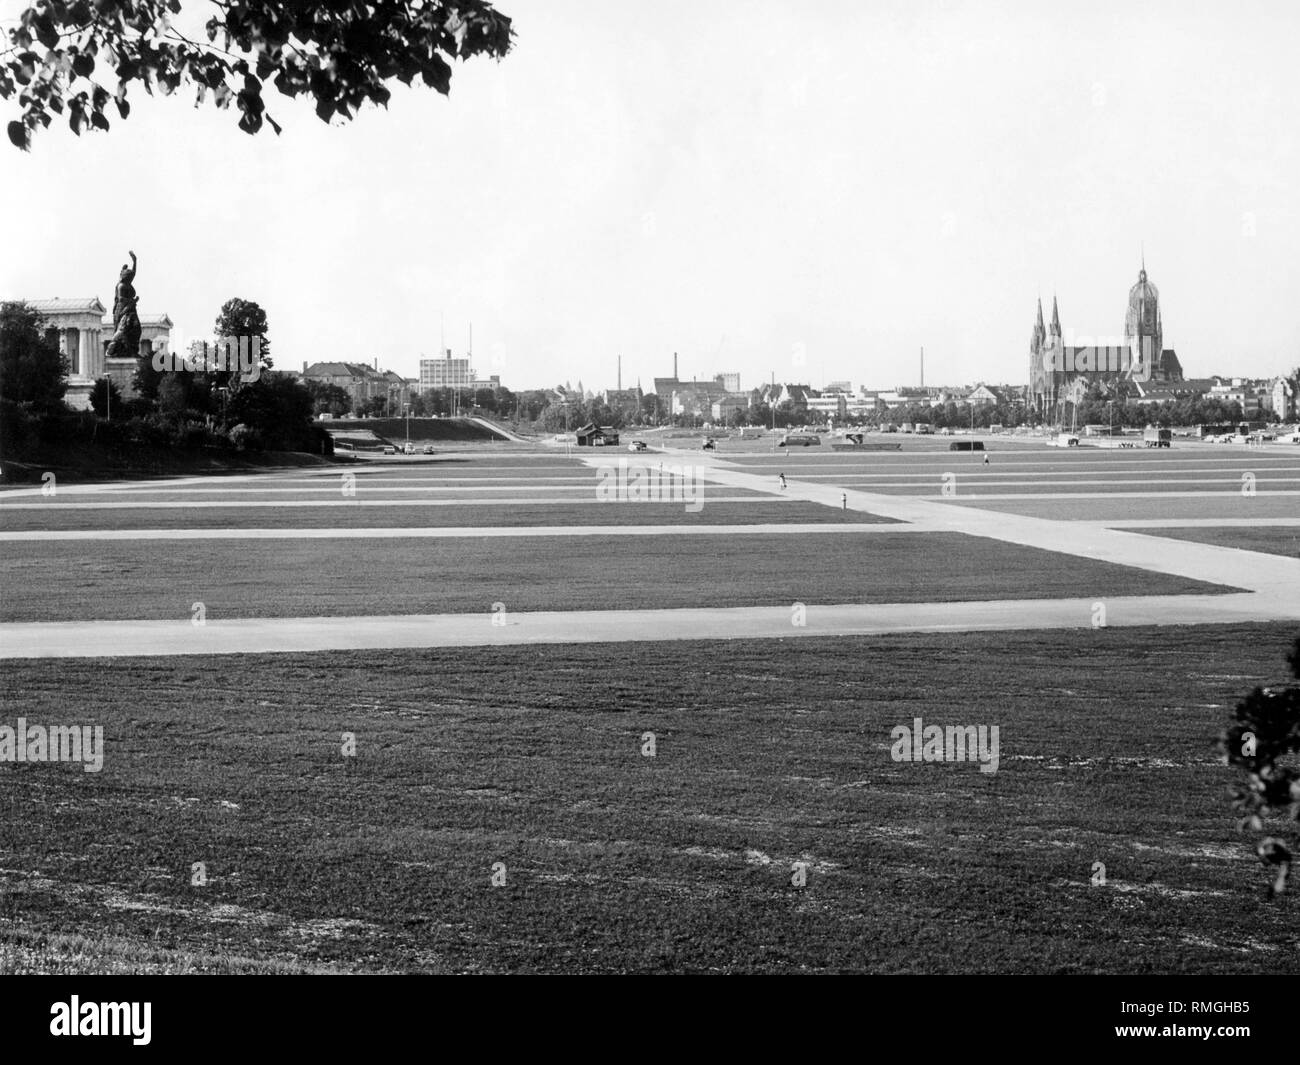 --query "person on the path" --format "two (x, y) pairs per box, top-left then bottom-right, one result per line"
(779, 473), (787, 490)
(983, 454), (990, 465)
